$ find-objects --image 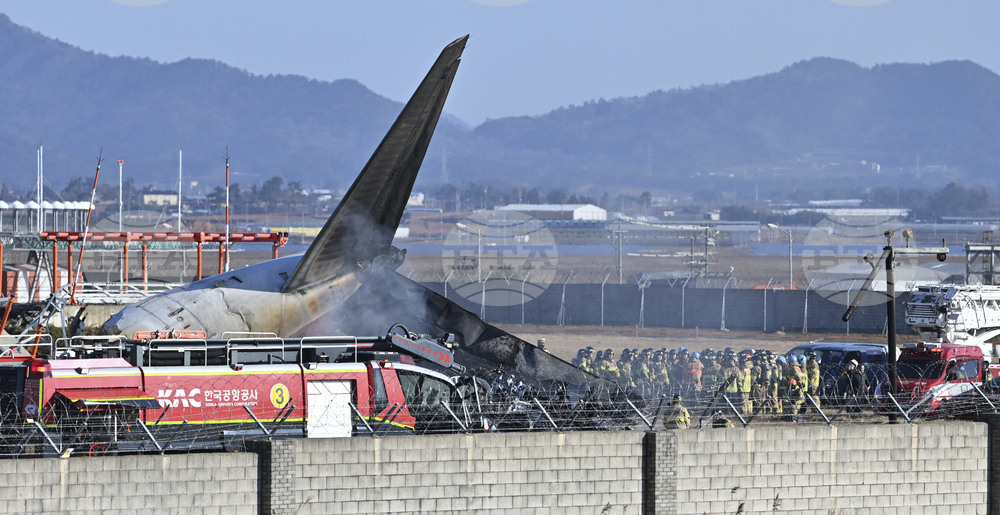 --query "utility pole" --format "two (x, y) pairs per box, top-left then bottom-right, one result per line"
(613, 219), (624, 284)
(37, 145), (43, 232)
(843, 228), (948, 398)
(177, 149), (183, 232)
(118, 158), (124, 232)
(118, 157), (125, 285)
(225, 150), (231, 273)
